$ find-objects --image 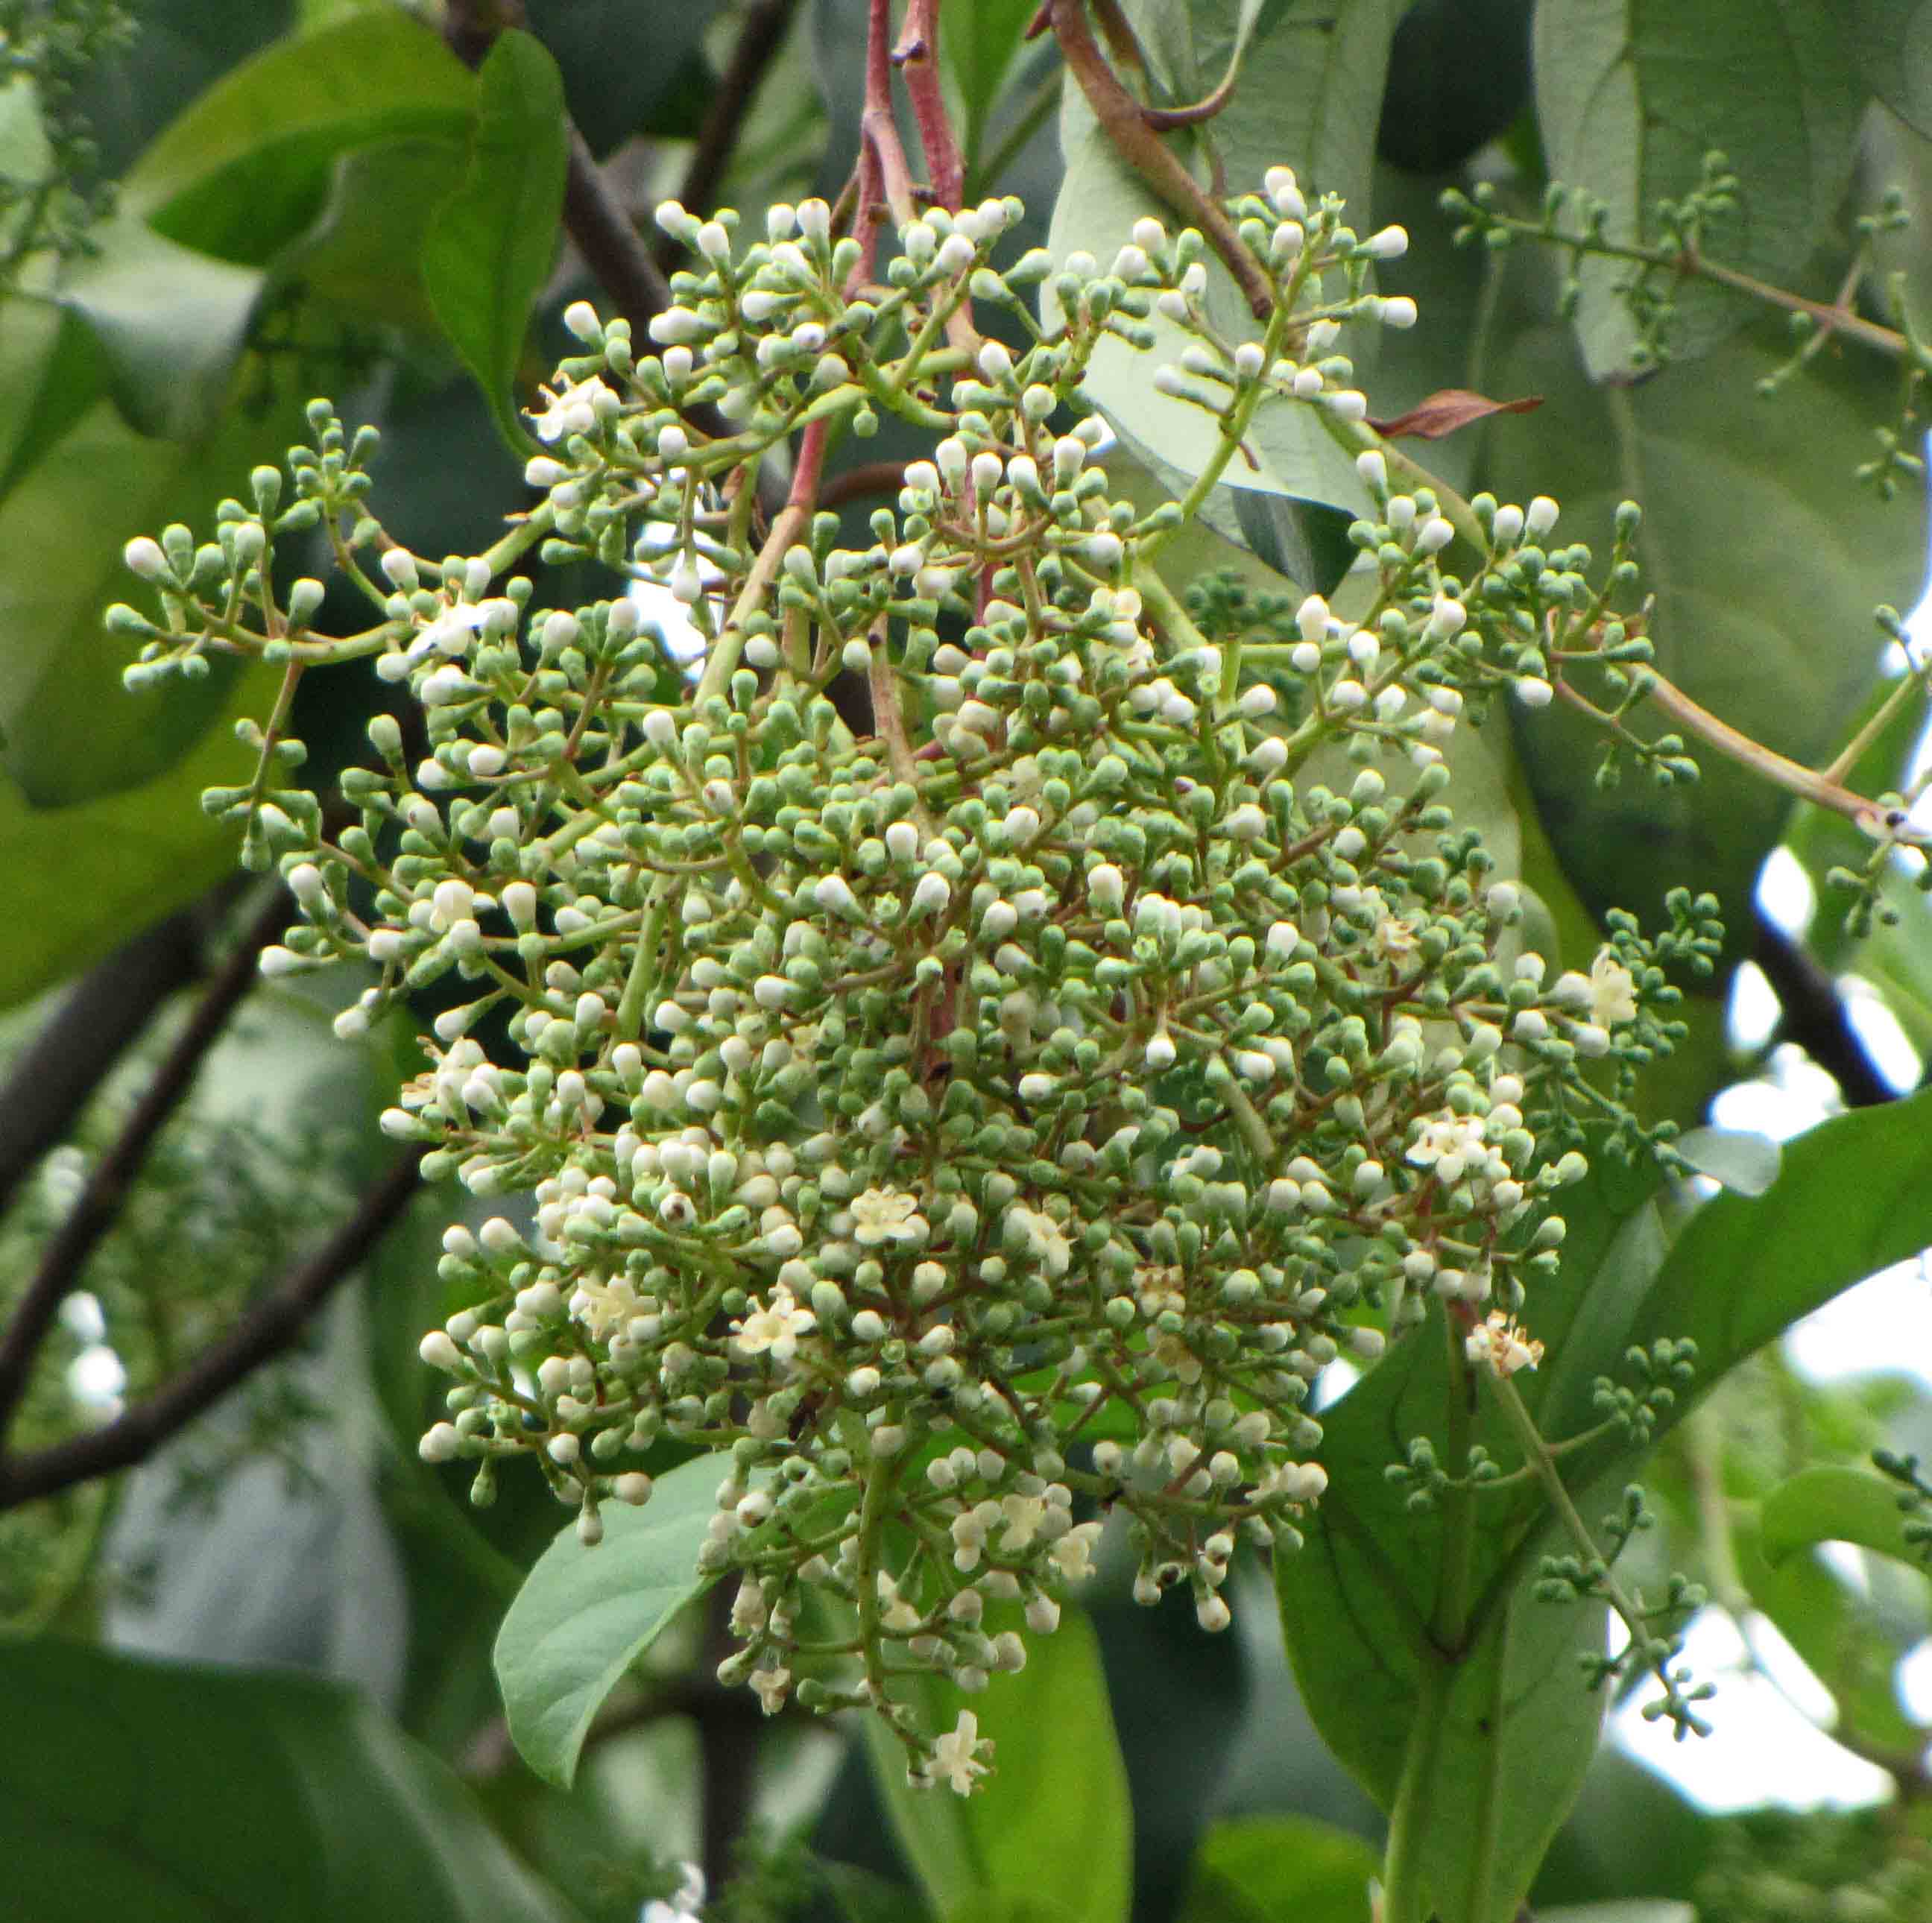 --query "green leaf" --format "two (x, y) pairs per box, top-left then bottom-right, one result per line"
(524, 0), (724, 157)
(0, 300), (107, 505)
(945, 0), (1041, 172)
(1532, 0), (1866, 375)
(1278, 1090), (1932, 1922)
(862, 1604), (1132, 1923)
(1825, 0), (1932, 137)
(1046, 1), (1401, 572)
(1177, 1814), (1383, 1923)
(1673, 1127), (1781, 1198)
(119, 9), (476, 265)
(1623, 1087), (1932, 1368)
(1760, 1465), (1932, 1573)
(422, 29), (569, 452)
(0, 1638), (577, 1922)
(1276, 1322), (1617, 1923)
(0, 662), (272, 1009)
(1489, 314), (1924, 947)
(1734, 1507), (1931, 1753)
(493, 1450), (733, 1788)
(53, 215), (264, 438)
(0, 382), (308, 806)
(285, 138), (474, 338)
